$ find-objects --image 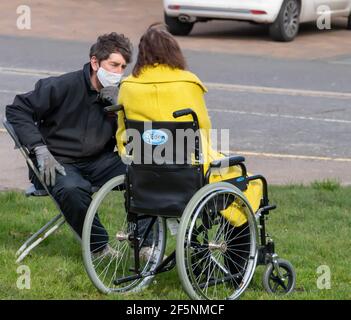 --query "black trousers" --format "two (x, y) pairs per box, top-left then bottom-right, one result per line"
(30, 151), (151, 252)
